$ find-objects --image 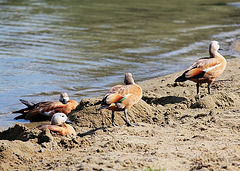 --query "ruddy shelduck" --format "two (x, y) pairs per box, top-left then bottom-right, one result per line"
(175, 41), (227, 94)
(37, 113), (76, 136)
(13, 92), (70, 116)
(13, 92), (78, 122)
(95, 73), (142, 126)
